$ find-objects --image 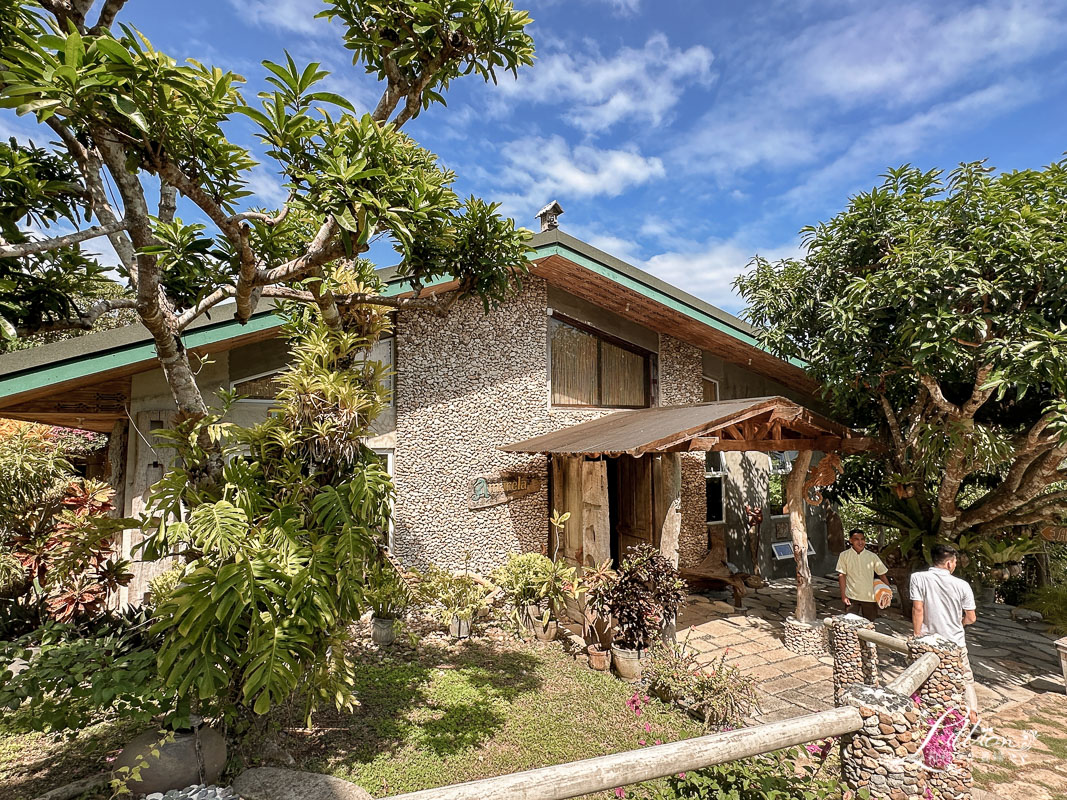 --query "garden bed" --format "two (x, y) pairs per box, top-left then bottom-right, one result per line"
(1, 618), (704, 800)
